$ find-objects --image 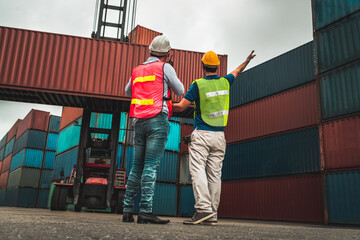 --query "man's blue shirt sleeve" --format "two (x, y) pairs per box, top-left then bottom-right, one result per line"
(184, 82), (199, 103)
(224, 73), (235, 86)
